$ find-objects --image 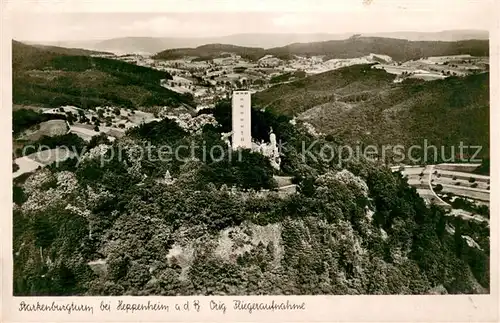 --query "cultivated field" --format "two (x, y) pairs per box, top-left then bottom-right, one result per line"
(19, 120), (68, 141)
(13, 147), (76, 178)
(26, 147), (76, 165)
(438, 184), (490, 203)
(13, 157), (43, 179)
